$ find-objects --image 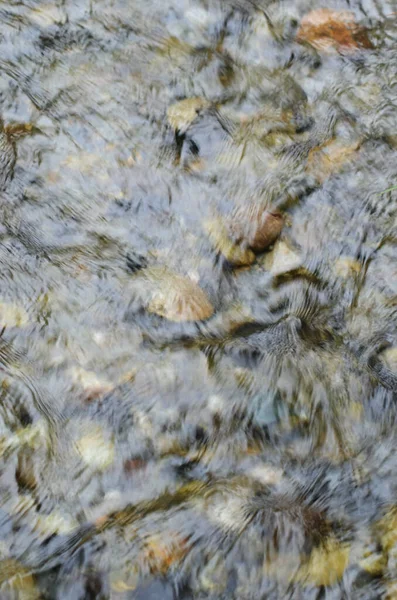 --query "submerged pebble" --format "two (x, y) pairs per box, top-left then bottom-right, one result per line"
(297, 9), (373, 52)
(205, 204), (284, 266)
(263, 240), (302, 274)
(205, 217), (256, 266)
(307, 140), (360, 183)
(34, 512), (78, 536)
(228, 205), (284, 253)
(333, 257), (362, 279)
(296, 537), (350, 586)
(248, 464), (284, 486)
(143, 534), (190, 574)
(359, 548), (386, 576)
(75, 425), (115, 471)
(0, 558), (40, 599)
(380, 348), (397, 373)
(167, 97), (210, 133)
(69, 366), (113, 401)
(0, 301), (28, 328)
(132, 267), (214, 322)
